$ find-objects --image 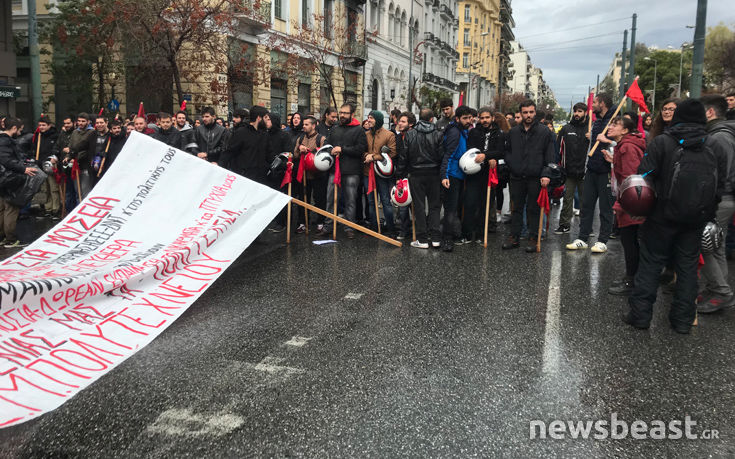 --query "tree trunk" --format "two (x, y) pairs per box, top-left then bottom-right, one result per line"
(97, 57), (106, 113)
(171, 57), (184, 111)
